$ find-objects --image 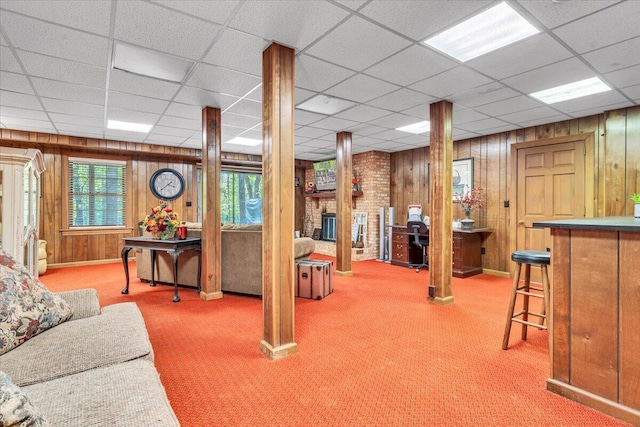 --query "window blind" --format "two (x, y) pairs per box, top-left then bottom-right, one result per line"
(67, 157), (126, 228)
